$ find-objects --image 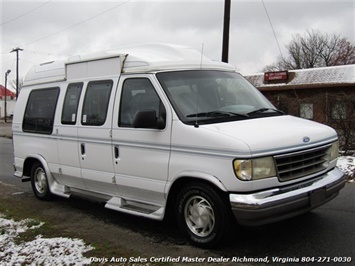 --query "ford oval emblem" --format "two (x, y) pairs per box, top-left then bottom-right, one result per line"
(303, 137), (310, 143)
